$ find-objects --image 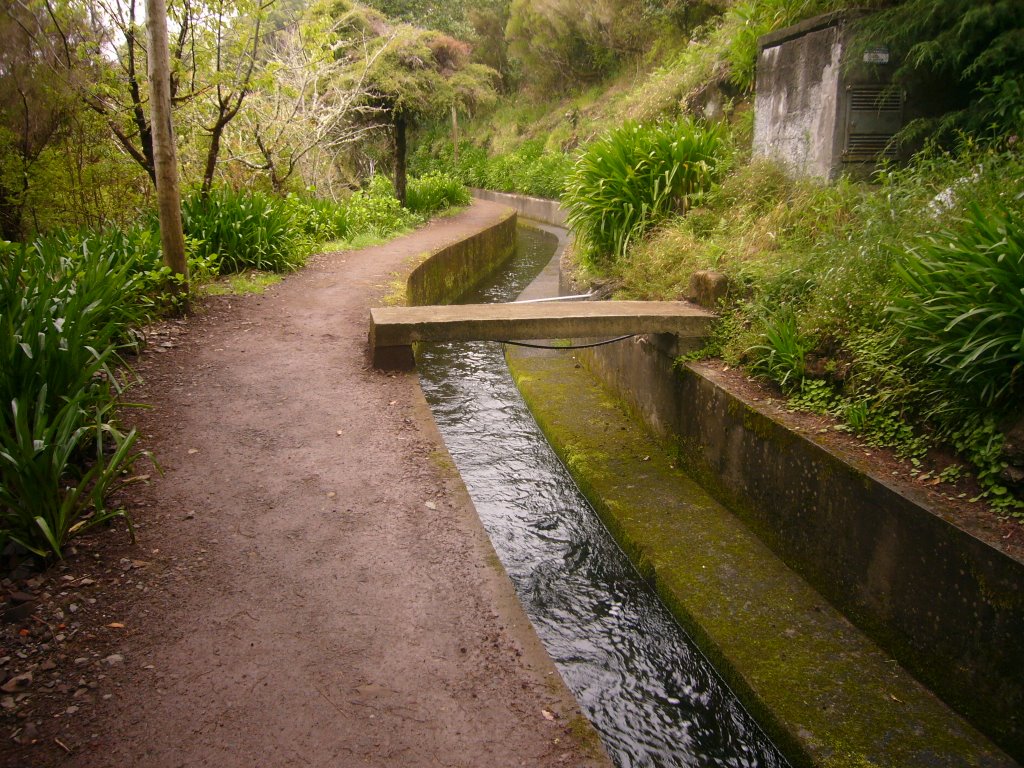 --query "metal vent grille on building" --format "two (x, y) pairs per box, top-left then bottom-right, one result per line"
(844, 84), (903, 162)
